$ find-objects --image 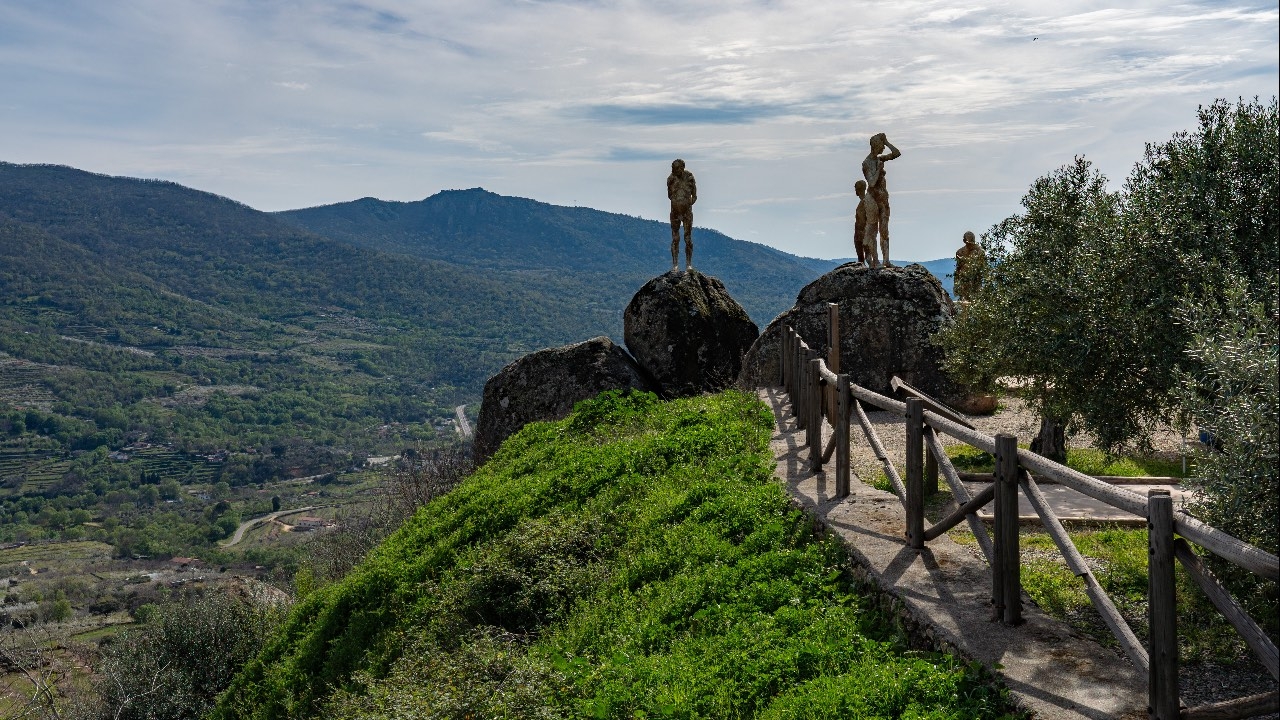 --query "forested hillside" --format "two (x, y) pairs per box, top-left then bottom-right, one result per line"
(0, 162), (844, 554)
(277, 188), (838, 324)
